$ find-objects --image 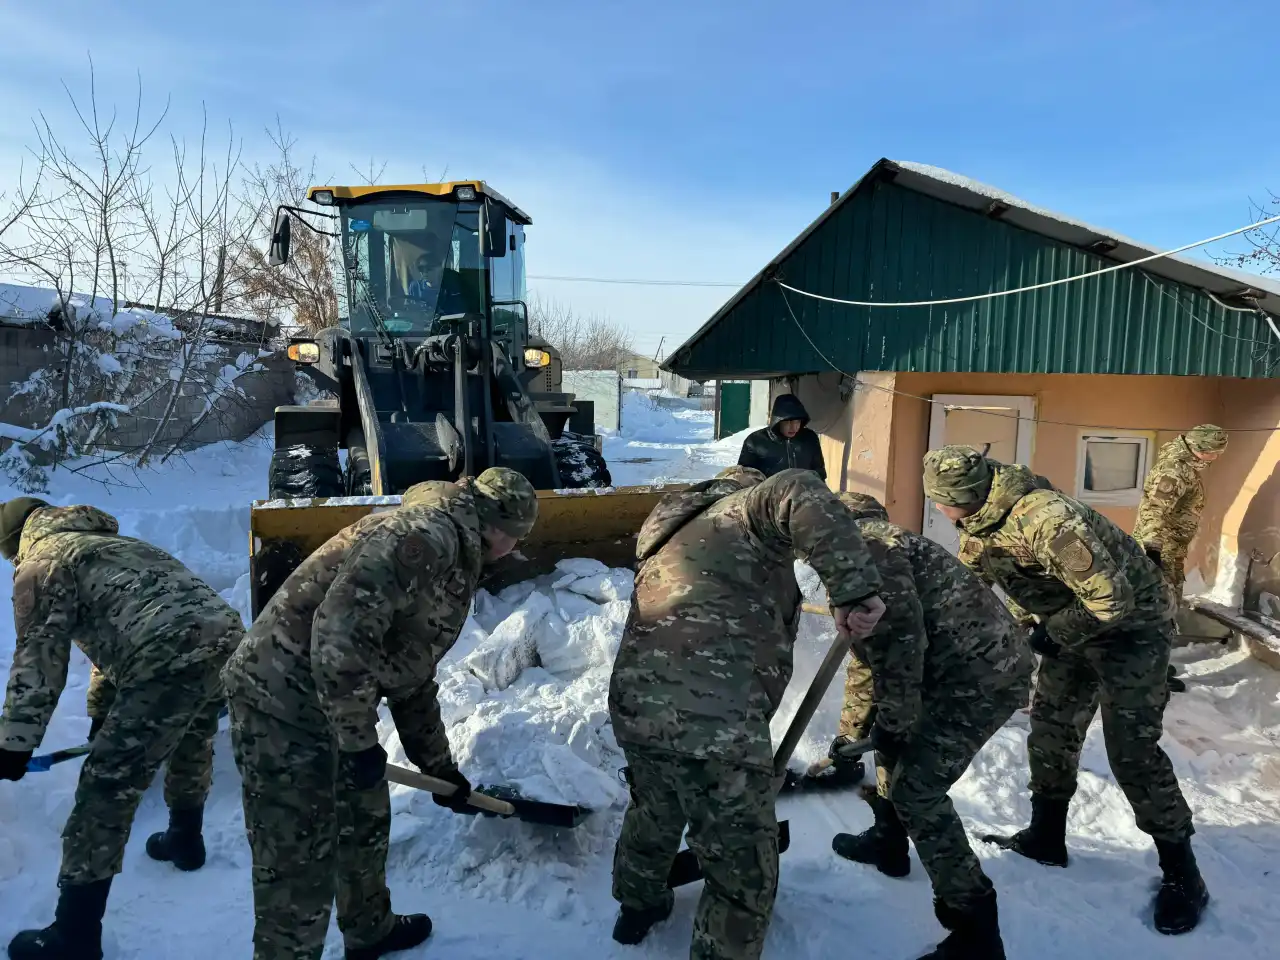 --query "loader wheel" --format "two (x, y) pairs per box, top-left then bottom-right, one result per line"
(552, 432), (612, 488)
(252, 539), (305, 616)
(268, 443), (344, 499)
